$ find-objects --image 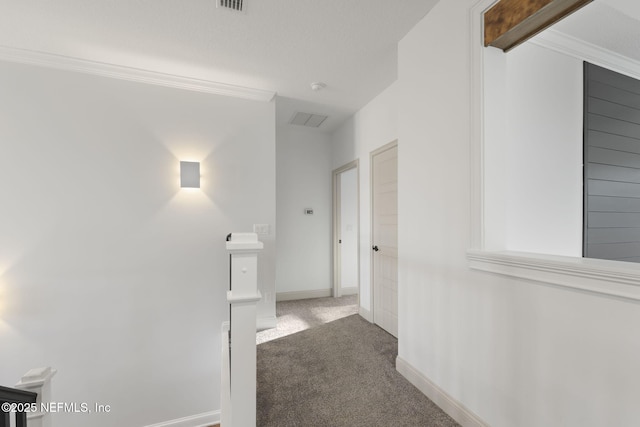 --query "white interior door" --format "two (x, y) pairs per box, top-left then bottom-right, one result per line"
(339, 168), (359, 294)
(333, 161), (359, 298)
(372, 142), (398, 337)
